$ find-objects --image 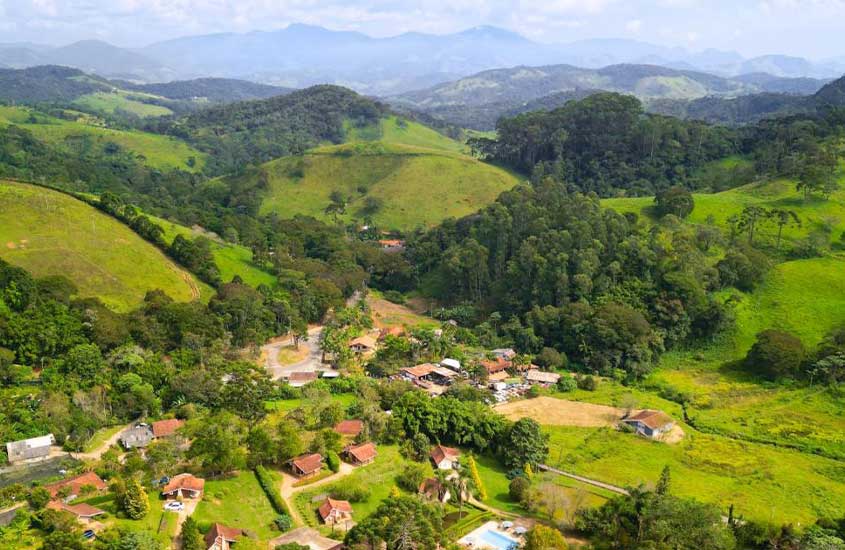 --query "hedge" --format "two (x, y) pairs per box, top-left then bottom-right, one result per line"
(254, 466), (290, 516)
